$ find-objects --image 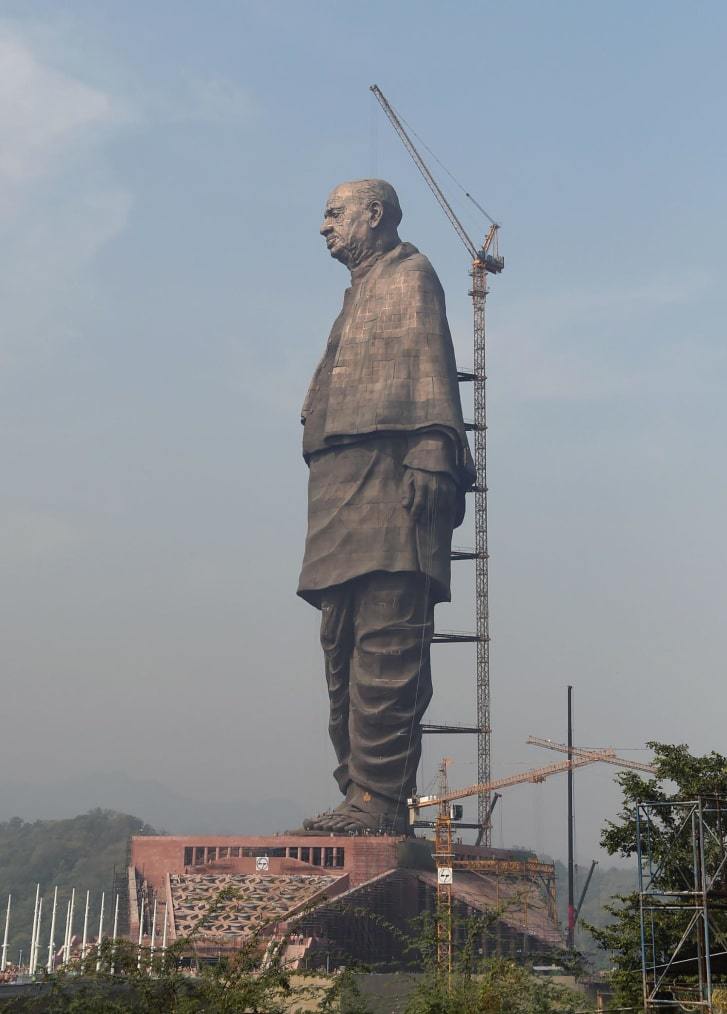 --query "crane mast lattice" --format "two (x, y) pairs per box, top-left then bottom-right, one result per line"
(371, 85), (503, 844)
